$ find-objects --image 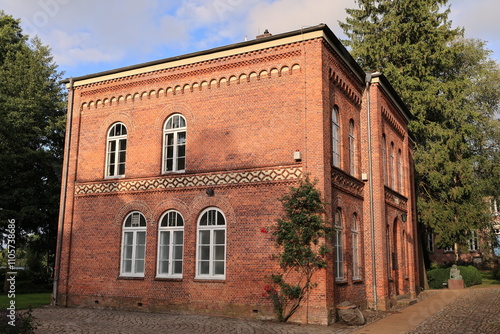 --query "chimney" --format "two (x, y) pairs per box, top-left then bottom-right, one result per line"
(256, 29), (272, 39)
